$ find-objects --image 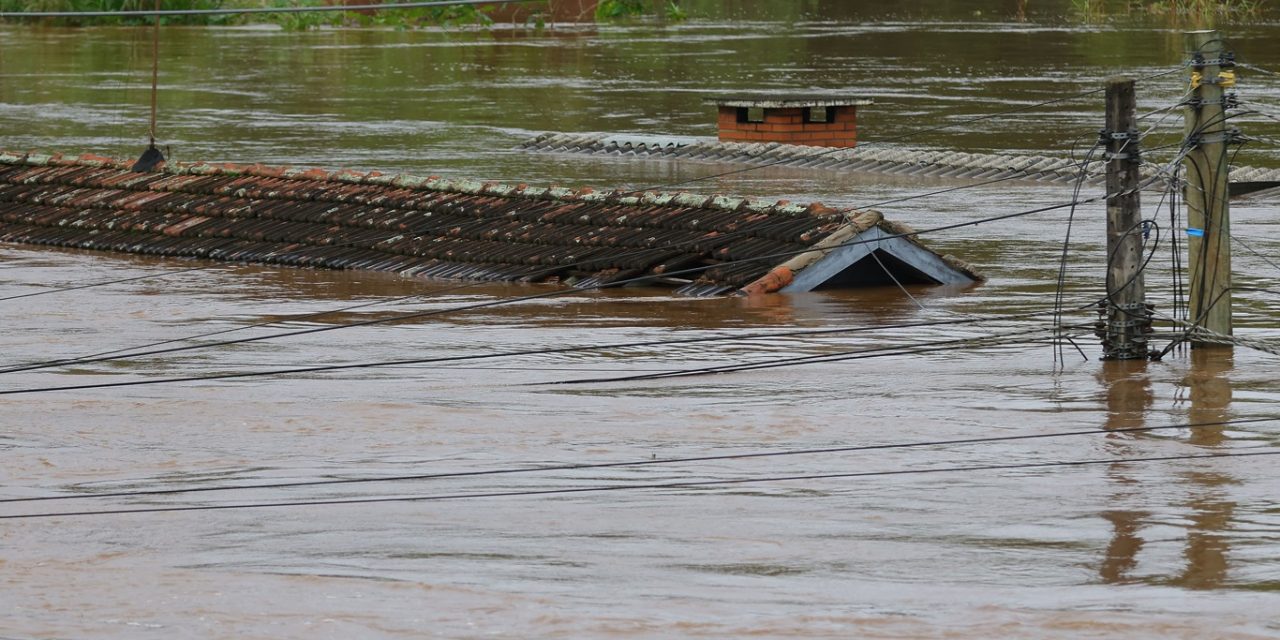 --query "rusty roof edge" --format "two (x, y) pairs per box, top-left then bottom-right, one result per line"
(736, 211), (885, 295)
(0, 149), (858, 221)
(939, 253), (986, 282)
